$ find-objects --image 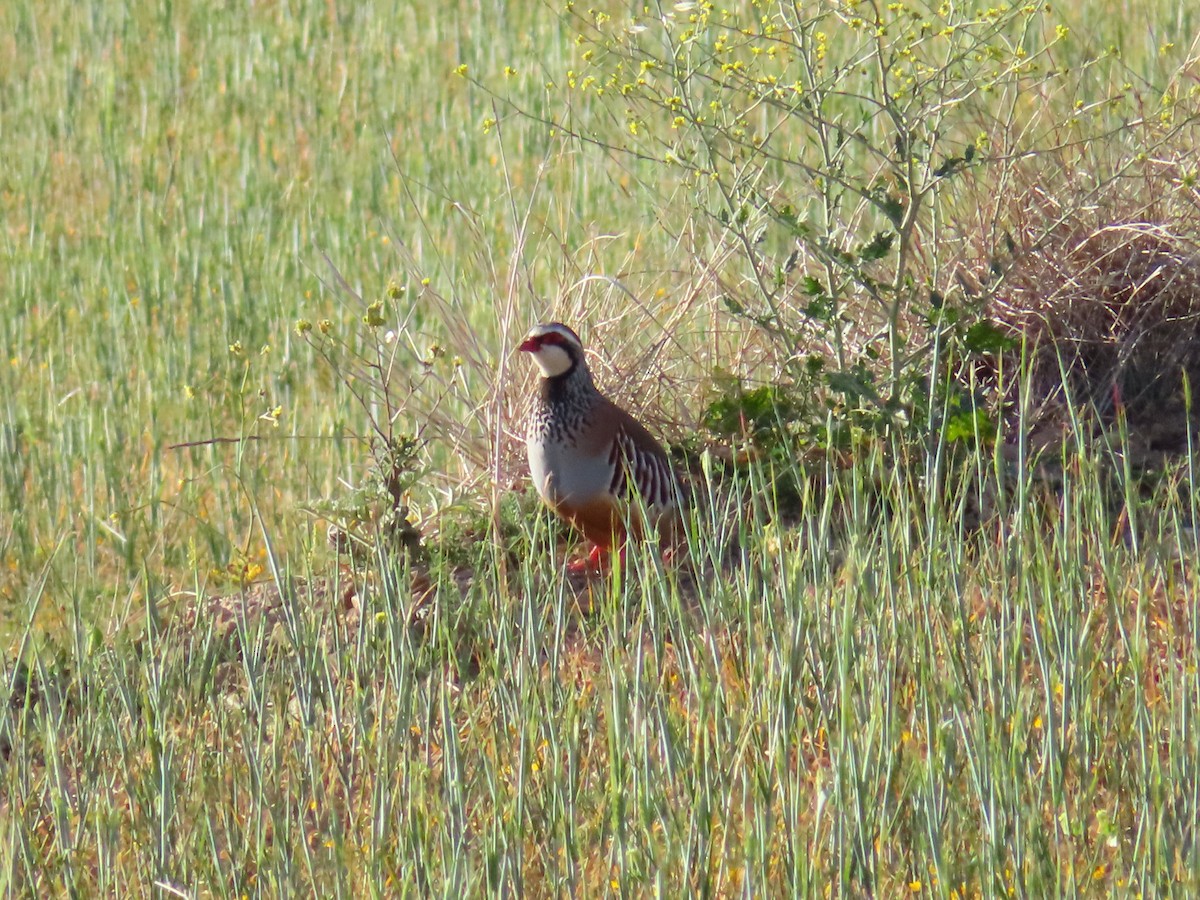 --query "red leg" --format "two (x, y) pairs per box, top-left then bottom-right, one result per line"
(566, 541), (635, 575)
(567, 543), (609, 575)
(590, 543), (608, 570)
